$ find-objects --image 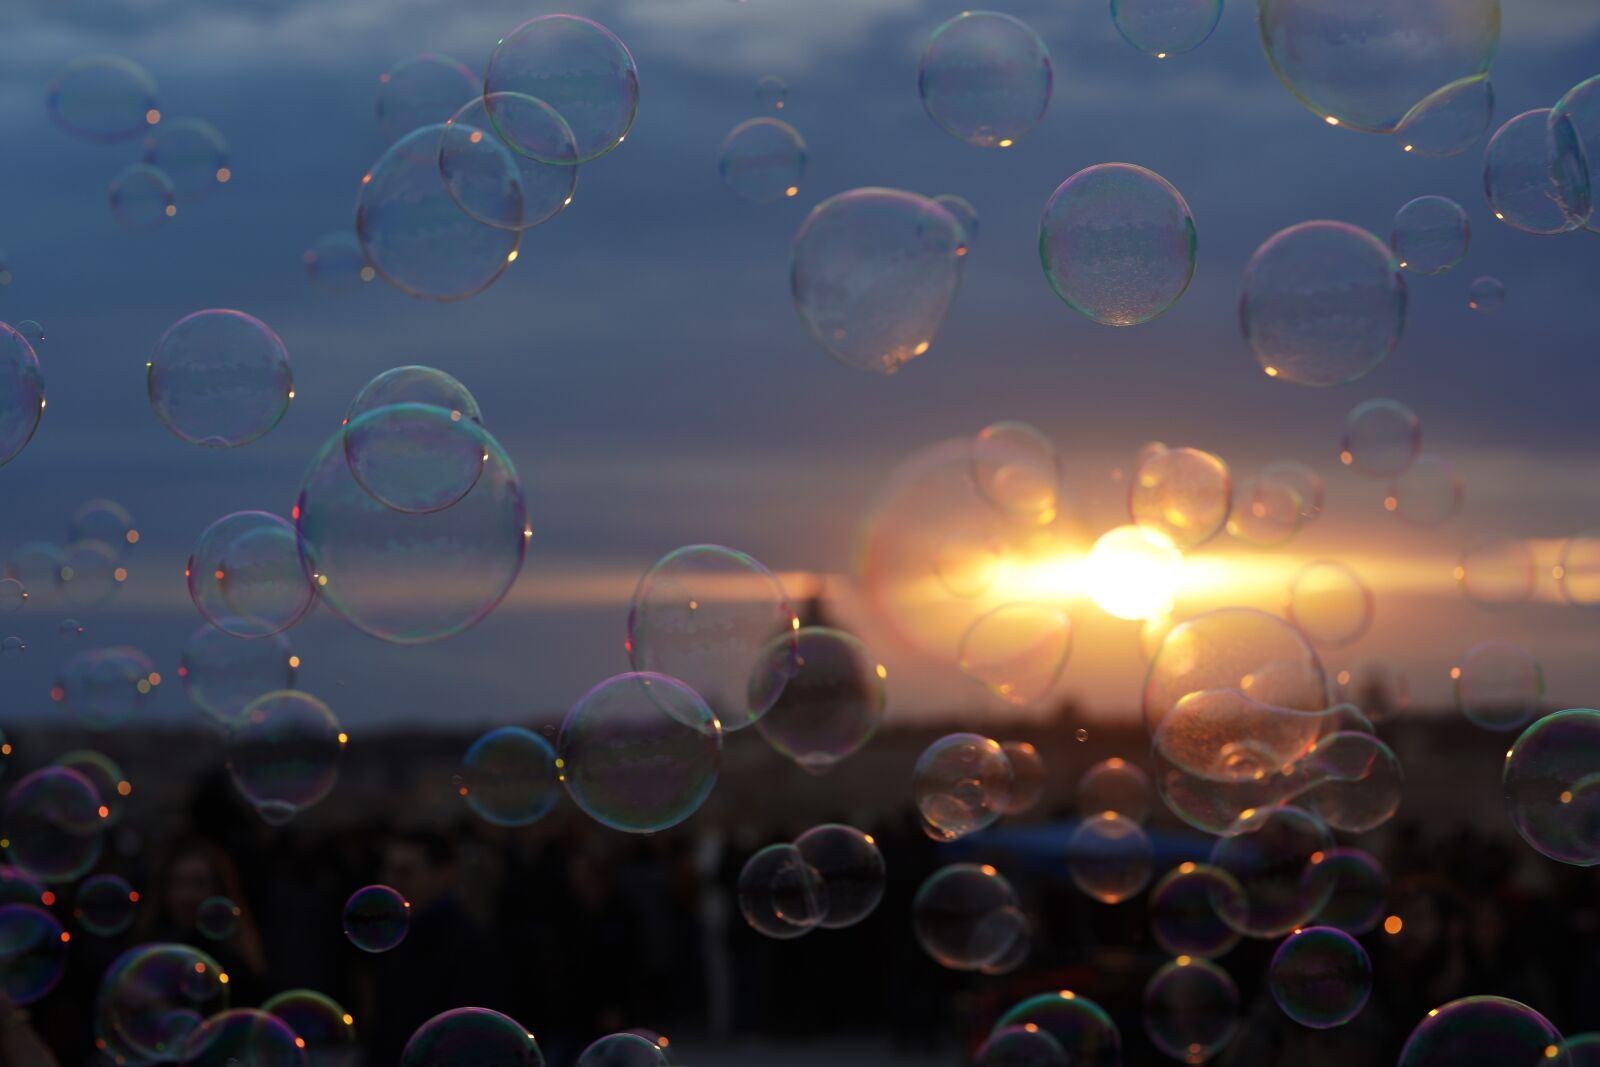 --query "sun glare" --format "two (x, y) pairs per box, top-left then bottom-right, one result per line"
(1086, 525), (1182, 620)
